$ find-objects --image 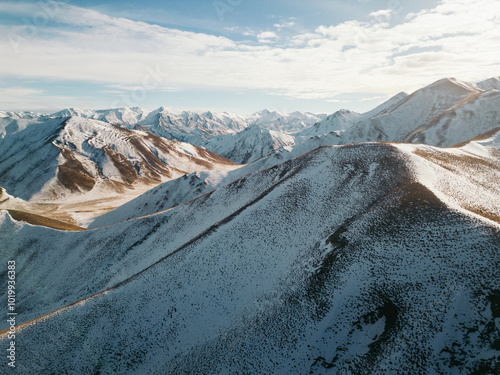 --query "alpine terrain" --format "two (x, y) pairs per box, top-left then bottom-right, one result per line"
(1, 77), (499, 374)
